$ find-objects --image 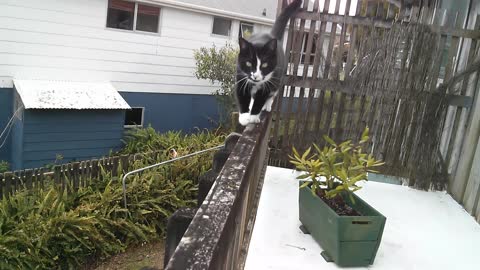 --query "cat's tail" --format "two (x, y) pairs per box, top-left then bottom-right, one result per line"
(271, 0), (303, 40)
